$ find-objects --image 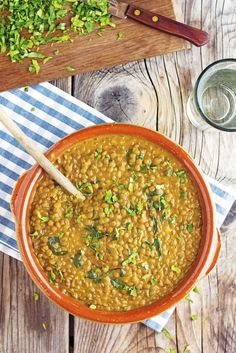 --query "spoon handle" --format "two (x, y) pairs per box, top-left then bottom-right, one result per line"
(0, 107), (85, 200)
